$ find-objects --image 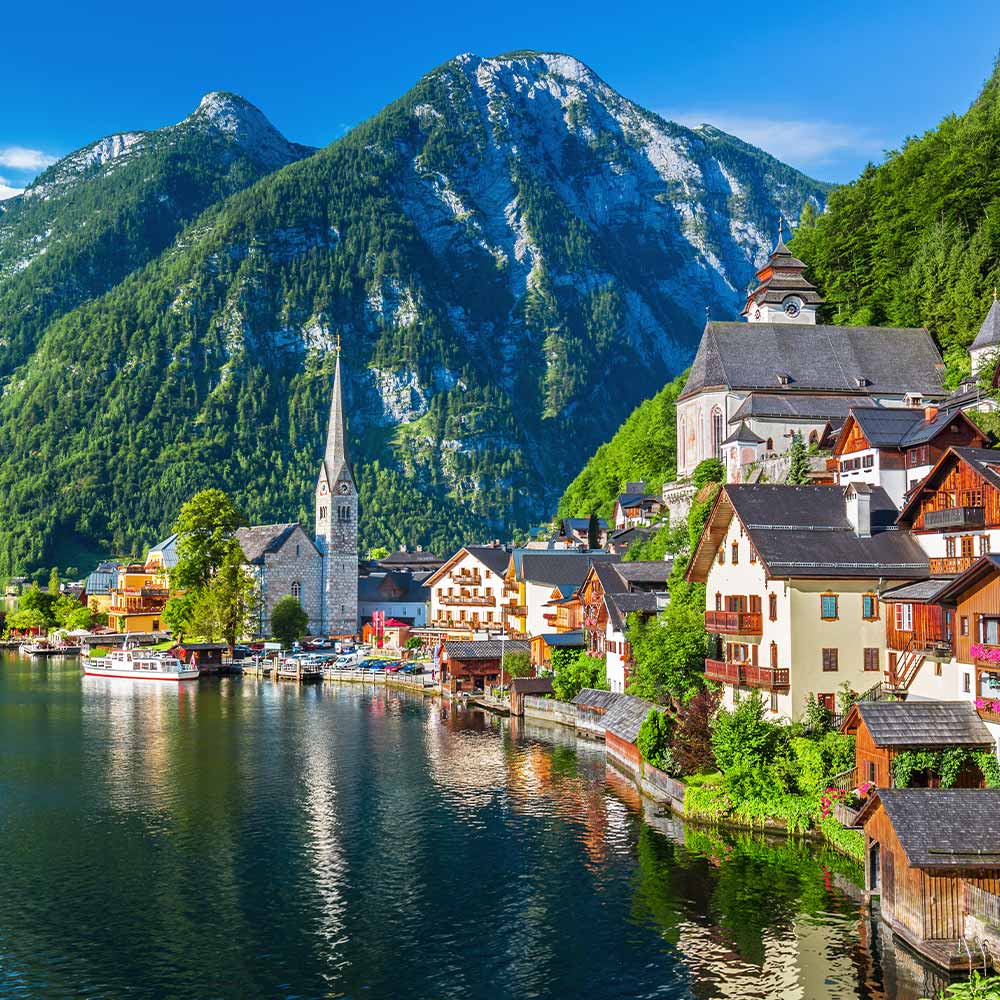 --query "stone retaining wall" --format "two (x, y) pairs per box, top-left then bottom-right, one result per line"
(523, 695), (576, 727)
